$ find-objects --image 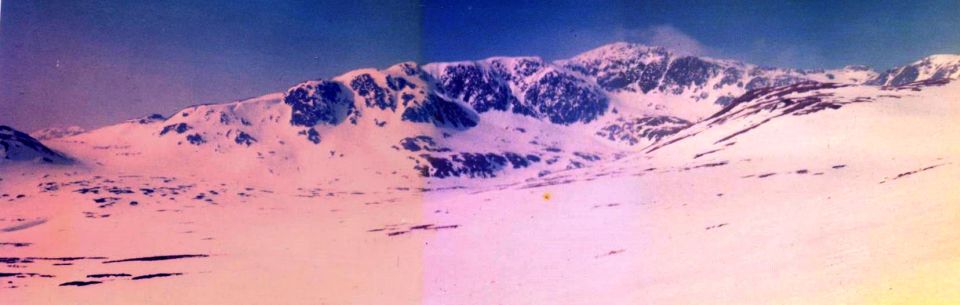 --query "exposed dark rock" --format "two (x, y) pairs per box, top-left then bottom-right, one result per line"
(284, 80), (358, 126)
(414, 151), (540, 178)
(159, 123), (190, 136)
(234, 131), (257, 146)
(523, 71), (609, 124)
(597, 116), (691, 145)
(59, 281), (102, 287)
(351, 73), (396, 111)
(103, 254), (208, 264)
(401, 94), (478, 129)
(434, 63), (517, 113)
